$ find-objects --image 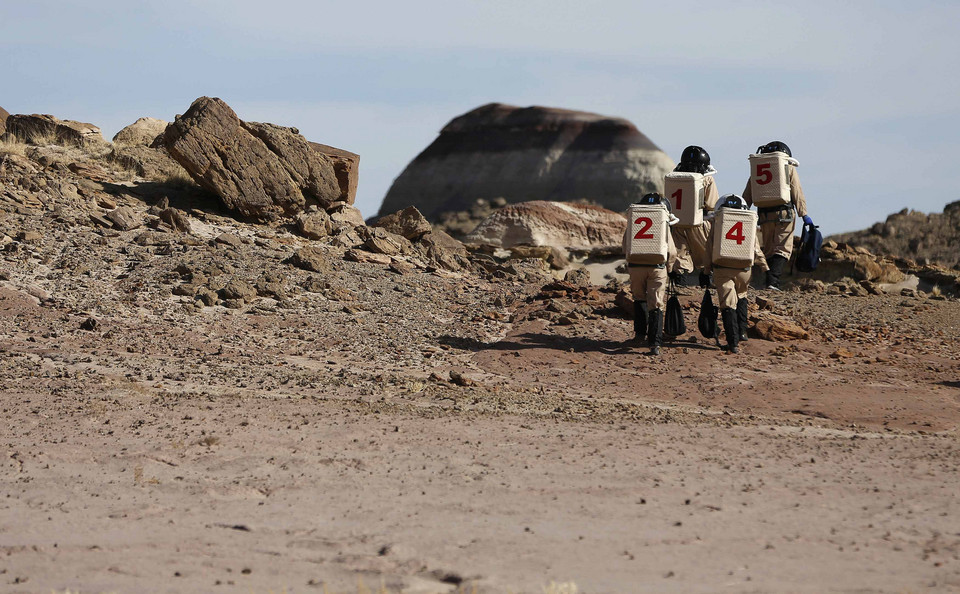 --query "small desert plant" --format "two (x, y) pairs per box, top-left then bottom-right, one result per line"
(931, 284), (942, 297)
(162, 166), (197, 187)
(0, 137), (27, 157)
